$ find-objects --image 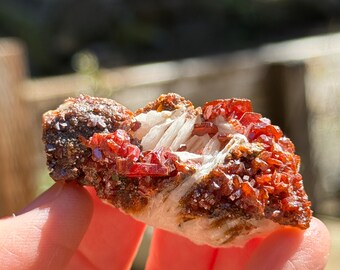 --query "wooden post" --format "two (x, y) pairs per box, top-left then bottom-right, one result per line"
(264, 62), (317, 208)
(0, 39), (36, 216)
